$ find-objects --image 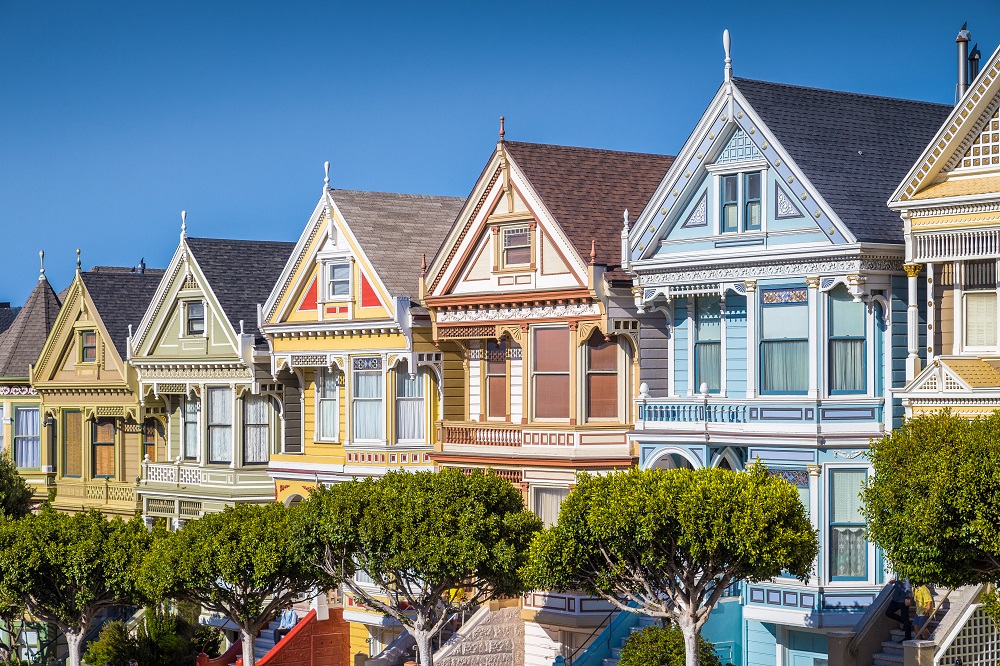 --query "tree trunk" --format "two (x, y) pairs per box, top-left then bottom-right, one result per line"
(65, 630), (84, 666)
(680, 622), (701, 666)
(412, 628), (434, 666)
(241, 627), (258, 666)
